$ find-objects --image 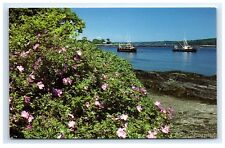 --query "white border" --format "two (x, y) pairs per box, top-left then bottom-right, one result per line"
(1, 0), (224, 147)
